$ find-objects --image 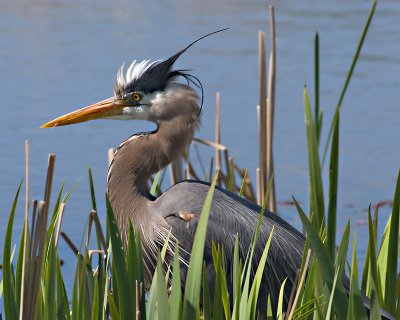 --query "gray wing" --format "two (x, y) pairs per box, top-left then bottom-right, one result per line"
(153, 180), (305, 311)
